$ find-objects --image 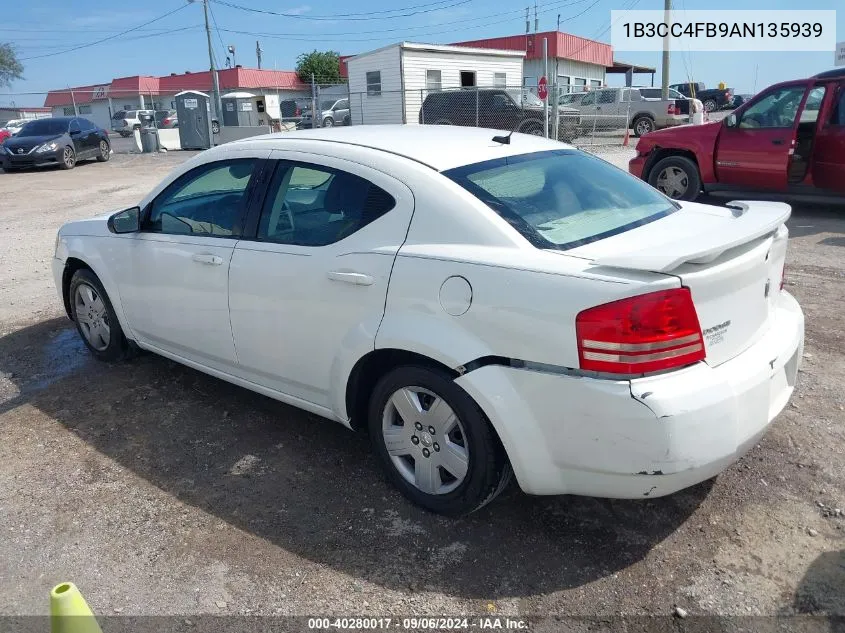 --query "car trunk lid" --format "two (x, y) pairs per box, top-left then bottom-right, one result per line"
(567, 200), (790, 366)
